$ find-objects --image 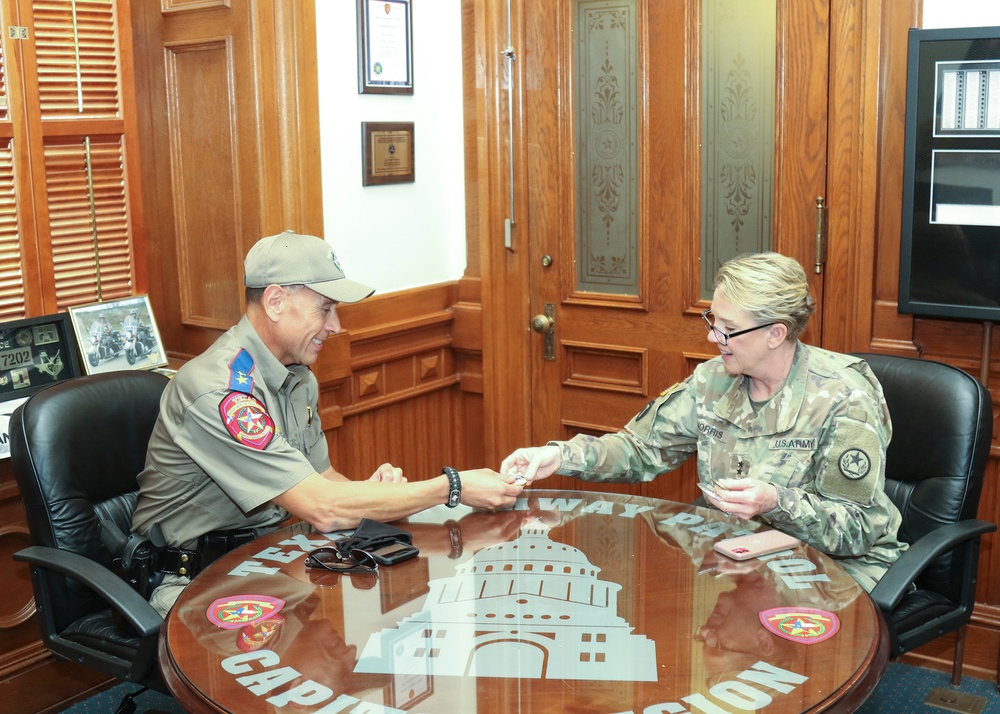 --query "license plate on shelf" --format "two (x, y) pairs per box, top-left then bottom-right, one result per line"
(0, 346), (33, 370)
